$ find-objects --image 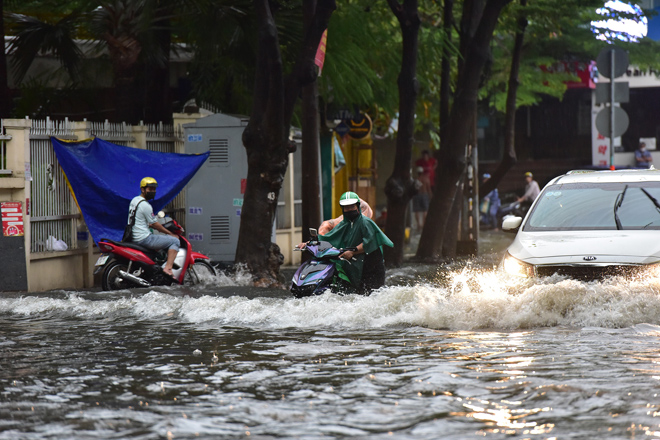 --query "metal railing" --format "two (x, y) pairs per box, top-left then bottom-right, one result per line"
(145, 122), (183, 153)
(30, 117), (74, 137)
(29, 118), (79, 252)
(88, 119), (134, 145)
